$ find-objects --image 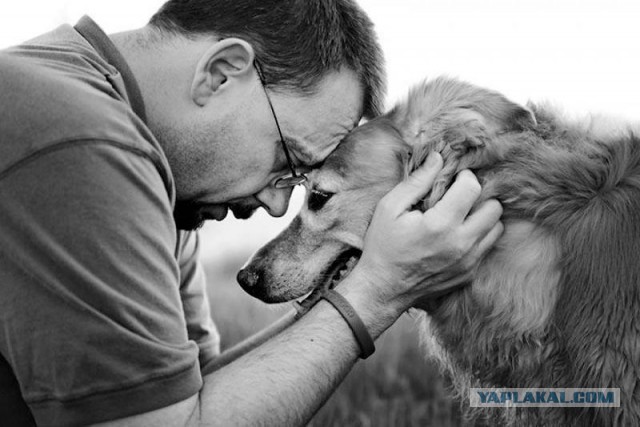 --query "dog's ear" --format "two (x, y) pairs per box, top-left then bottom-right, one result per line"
(391, 77), (536, 208)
